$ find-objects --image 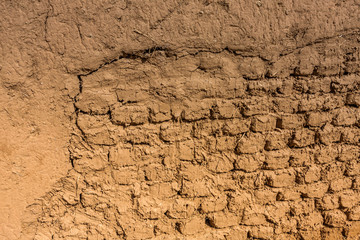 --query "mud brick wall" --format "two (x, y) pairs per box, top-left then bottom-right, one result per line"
(22, 39), (360, 240)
